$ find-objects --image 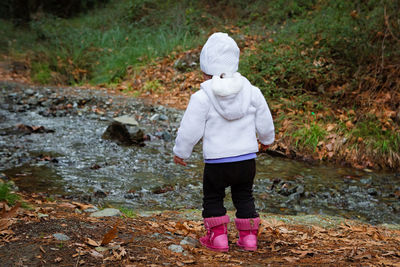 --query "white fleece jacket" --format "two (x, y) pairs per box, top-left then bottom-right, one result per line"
(173, 72), (275, 160)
